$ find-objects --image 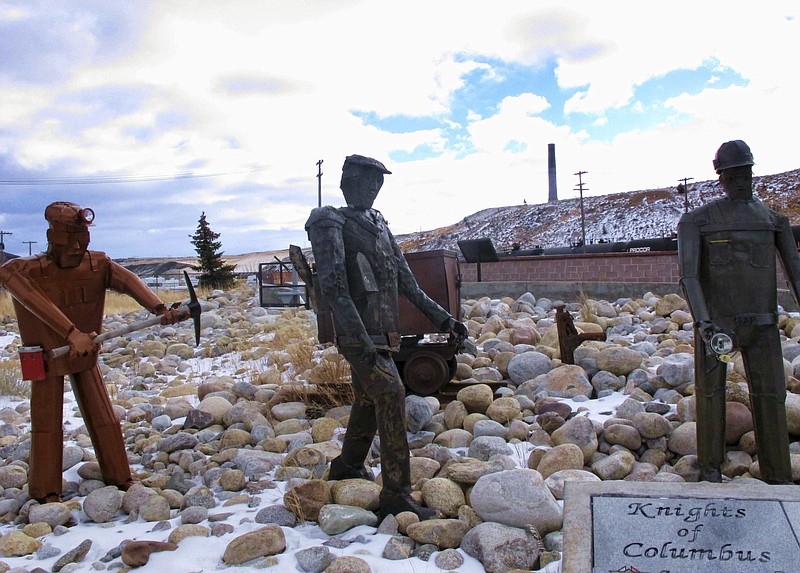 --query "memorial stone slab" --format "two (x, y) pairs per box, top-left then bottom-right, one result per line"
(562, 481), (800, 573)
